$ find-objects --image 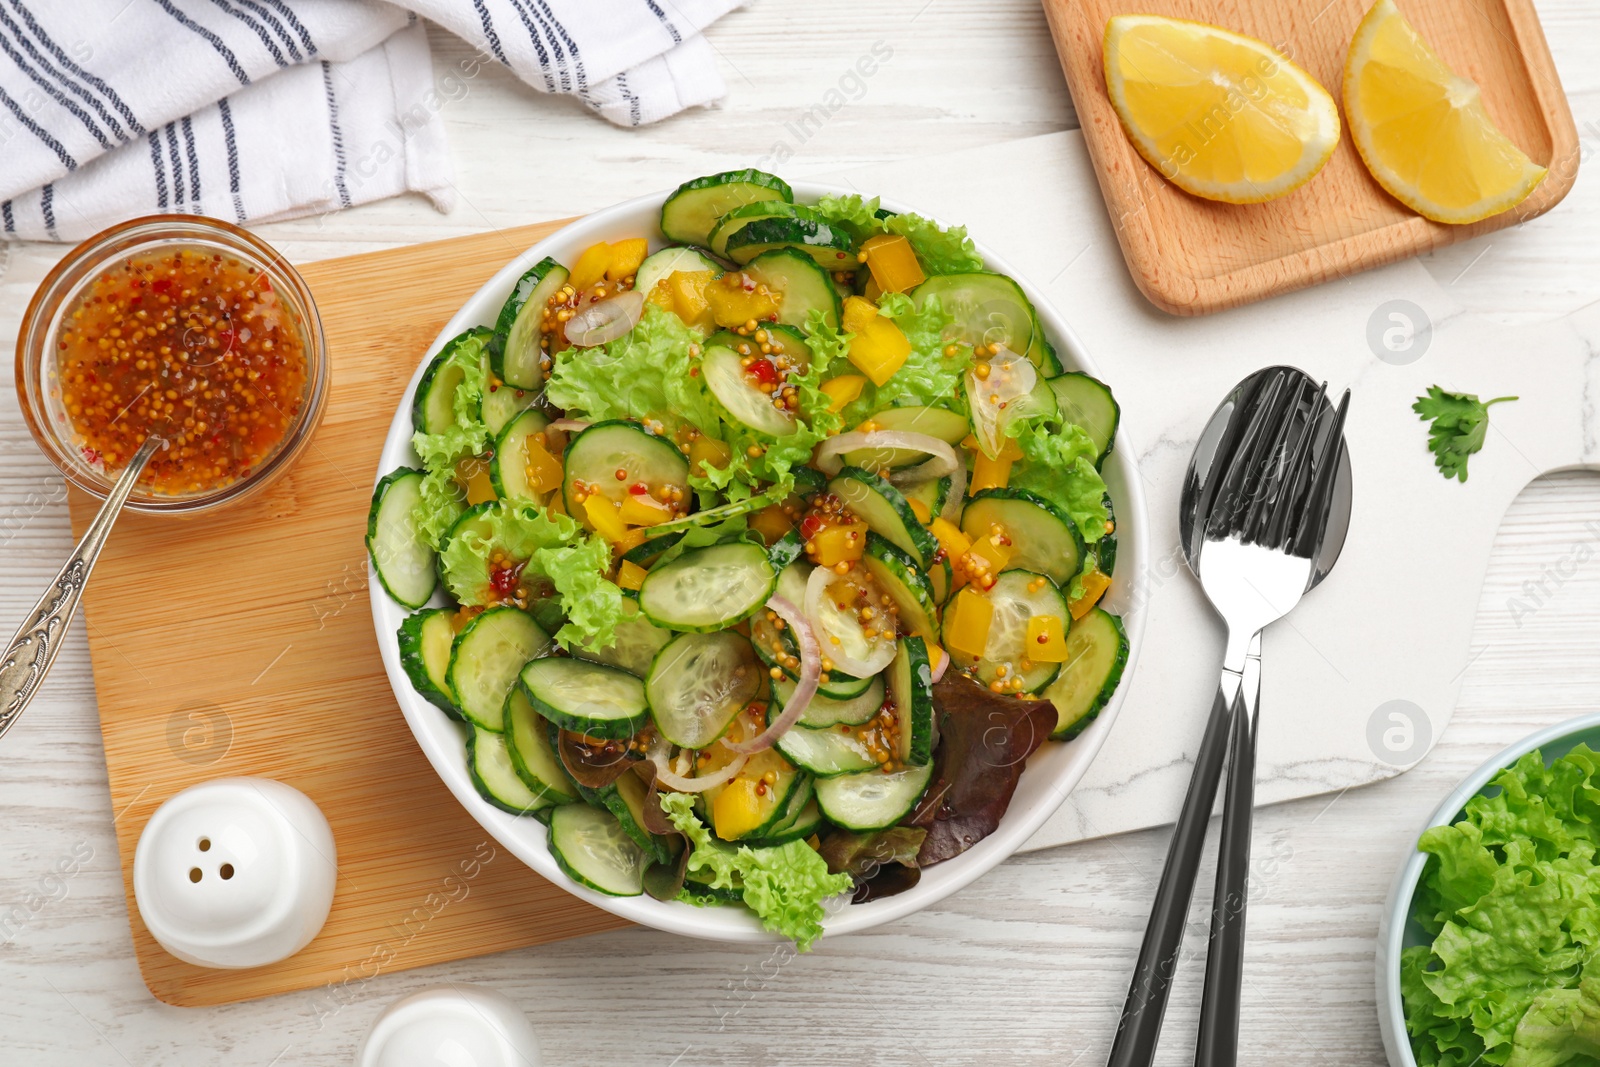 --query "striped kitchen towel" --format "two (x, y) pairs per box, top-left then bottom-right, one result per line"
(0, 0), (744, 242)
